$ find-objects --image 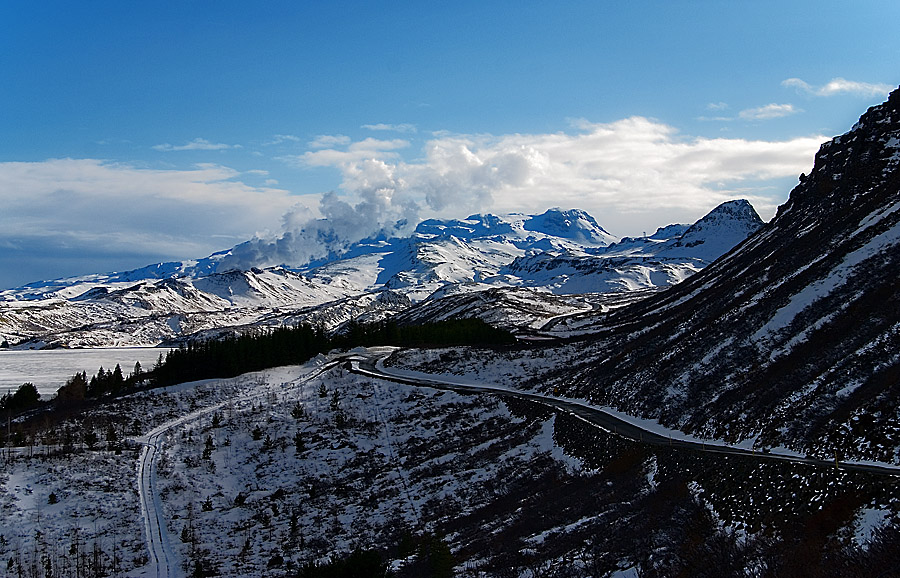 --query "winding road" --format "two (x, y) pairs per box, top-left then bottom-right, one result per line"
(349, 350), (900, 478)
(130, 345), (899, 576)
(131, 357), (344, 578)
